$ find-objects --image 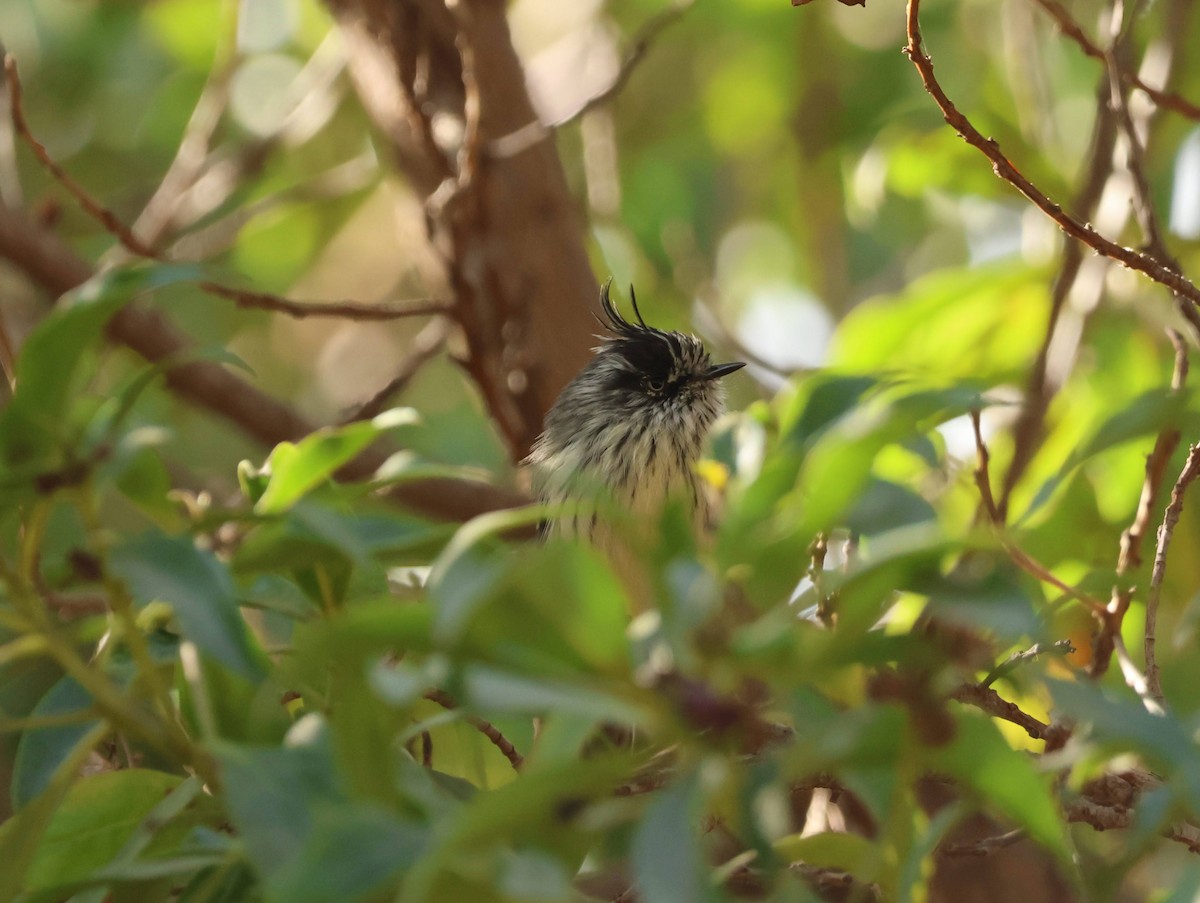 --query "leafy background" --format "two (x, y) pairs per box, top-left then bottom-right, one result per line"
(2, 0), (1200, 900)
